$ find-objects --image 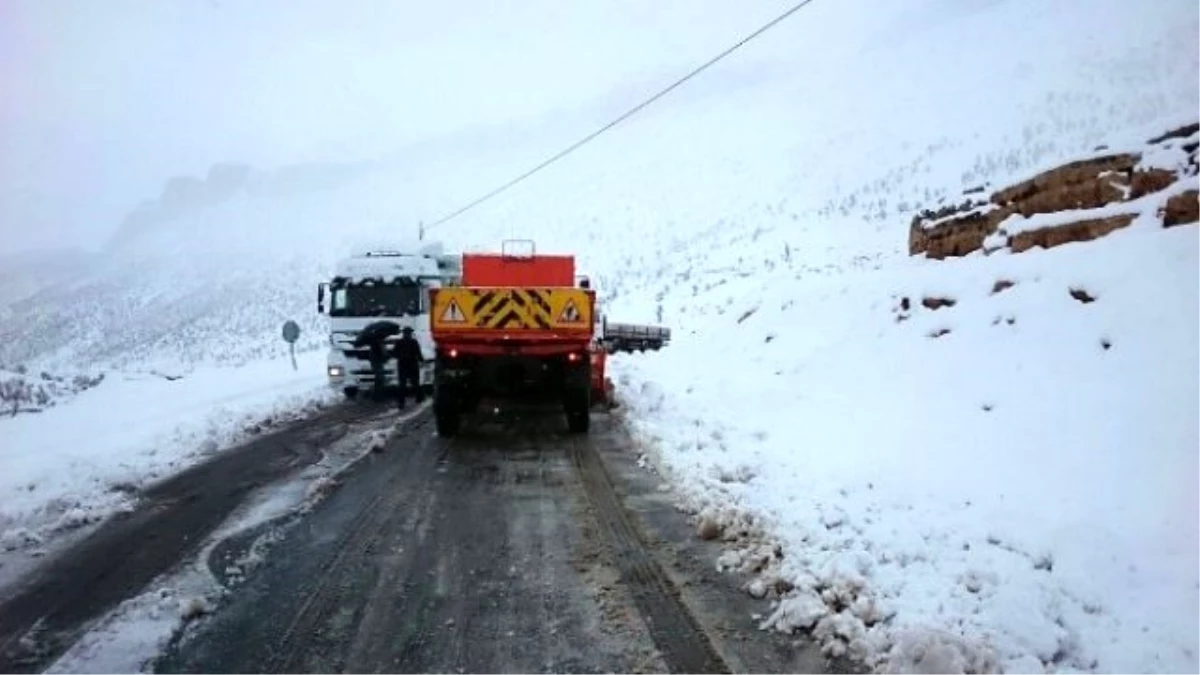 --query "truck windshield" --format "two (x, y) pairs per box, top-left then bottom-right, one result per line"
(330, 279), (422, 317)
